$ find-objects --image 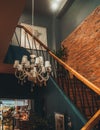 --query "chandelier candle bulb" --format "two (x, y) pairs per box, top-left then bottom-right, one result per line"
(39, 56), (44, 64)
(42, 66), (46, 73)
(13, 60), (19, 68)
(30, 54), (36, 59)
(35, 57), (40, 64)
(30, 54), (36, 63)
(21, 55), (28, 64)
(25, 61), (30, 68)
(45, 61), (51, 67)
